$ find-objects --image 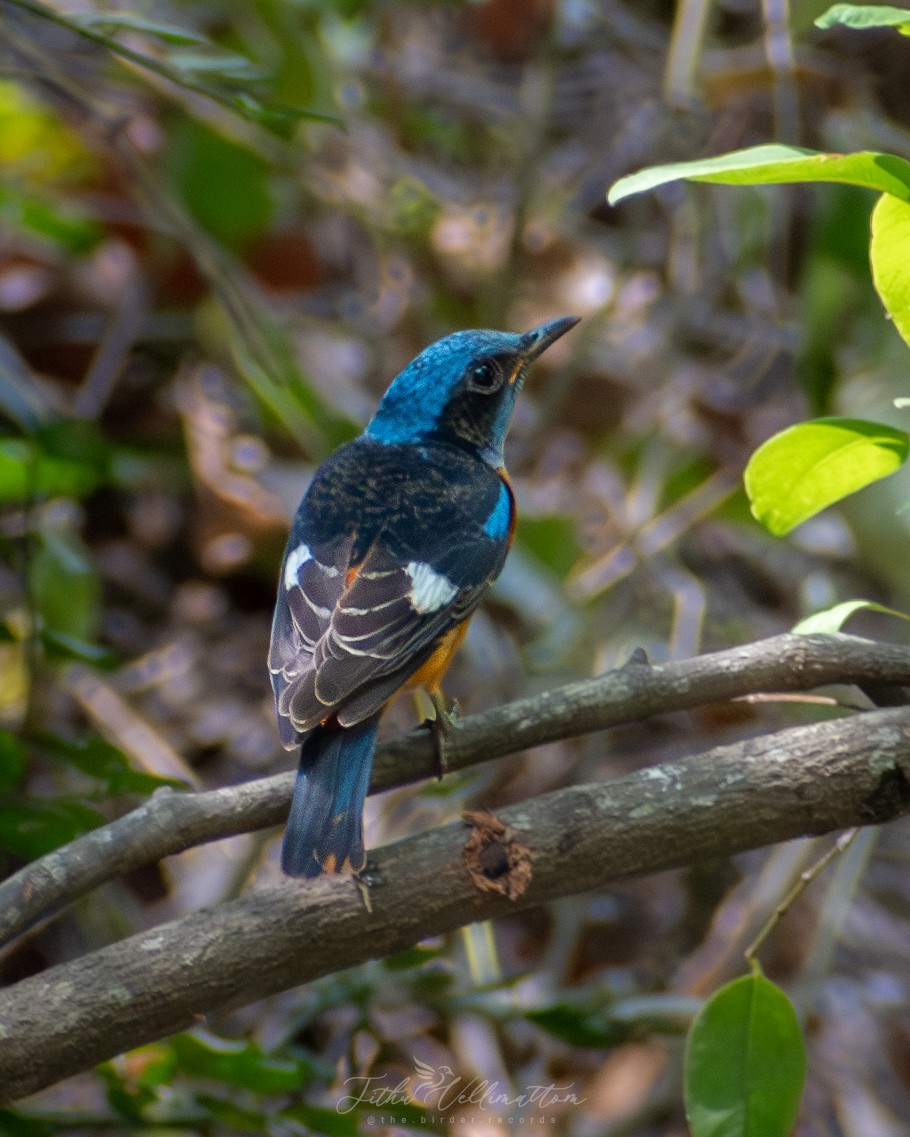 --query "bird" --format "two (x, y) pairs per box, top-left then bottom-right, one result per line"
(269, 315), (580, 877)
